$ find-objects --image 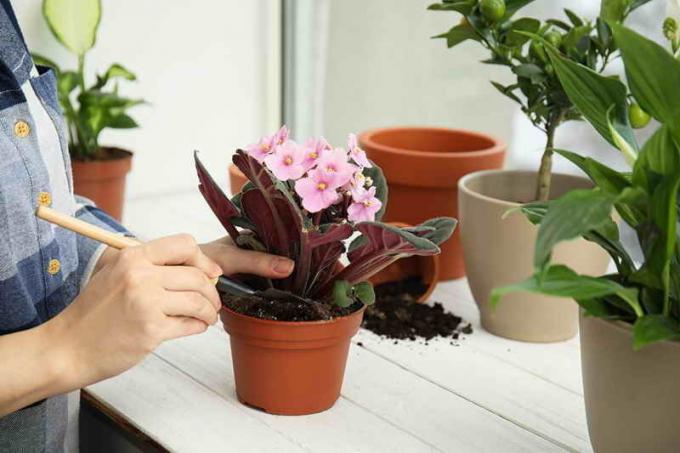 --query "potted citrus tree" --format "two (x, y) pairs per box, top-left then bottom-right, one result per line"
(492, 19), (680, 452)
(34, 0), (143, 220)
(429, 0), (648, 341)
(195, 130), (456, 415)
